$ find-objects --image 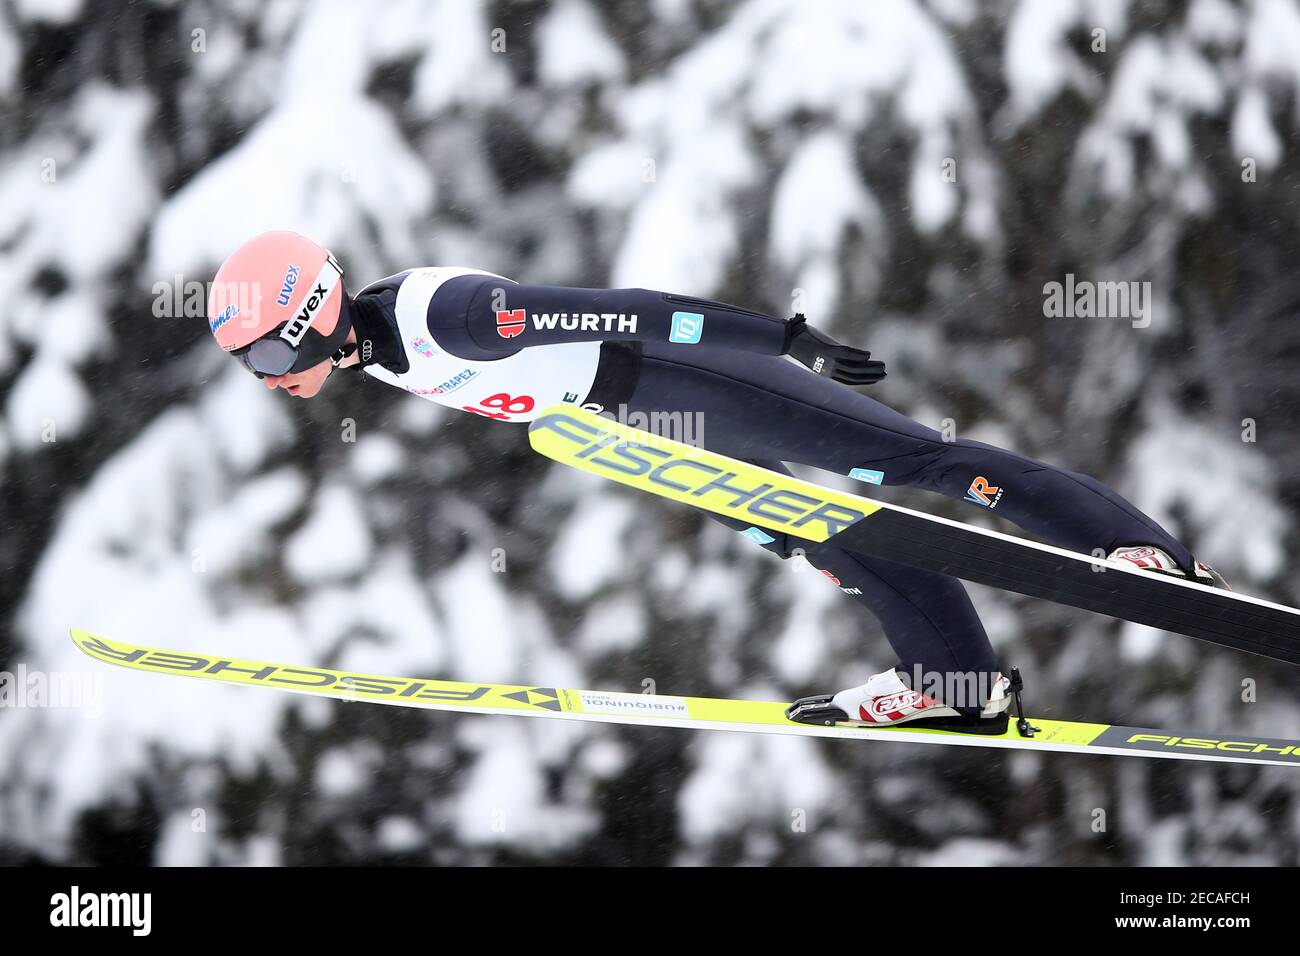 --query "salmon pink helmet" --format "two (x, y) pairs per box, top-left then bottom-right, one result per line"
(207, 231), (351, 377)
